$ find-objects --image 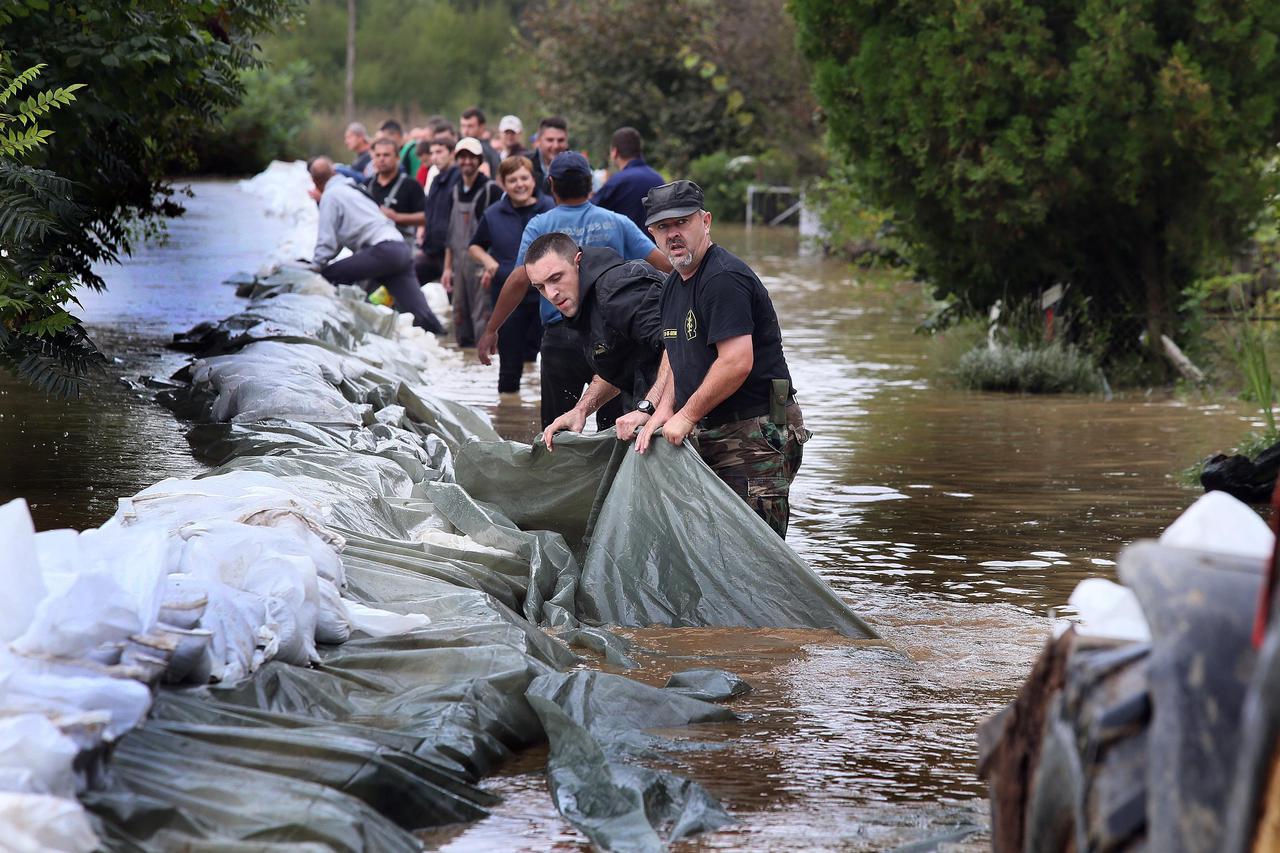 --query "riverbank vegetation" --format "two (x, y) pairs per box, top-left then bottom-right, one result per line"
(0, 1), (302, 395)
(793, 0), (1280, 390)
